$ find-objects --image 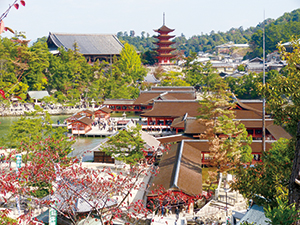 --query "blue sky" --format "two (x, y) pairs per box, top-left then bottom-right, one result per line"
(0, 0), (299, 41)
